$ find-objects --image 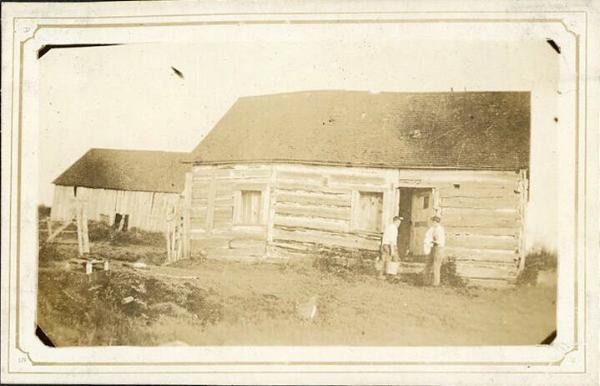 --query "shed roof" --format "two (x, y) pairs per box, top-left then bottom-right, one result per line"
(53, 148), (190, 193)
(191, 90), (530, 170)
